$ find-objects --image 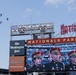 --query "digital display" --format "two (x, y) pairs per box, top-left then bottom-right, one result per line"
(26, 43), (76, 72)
